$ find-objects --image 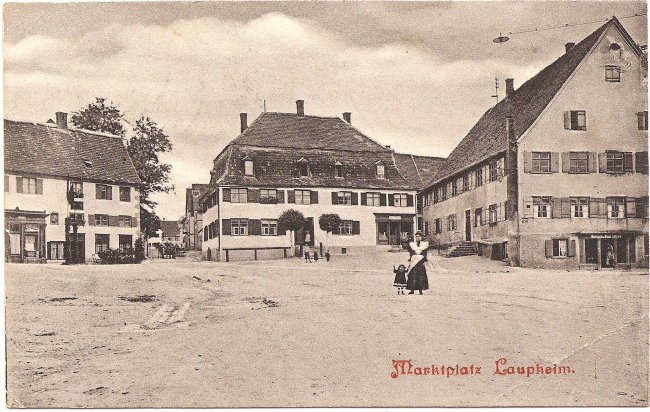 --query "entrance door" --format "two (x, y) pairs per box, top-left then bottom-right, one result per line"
(601, 239), (616, 268)
(389, 222), (401, 245)
(465, 210), (471, 241)
(584, 239), (598, 264)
